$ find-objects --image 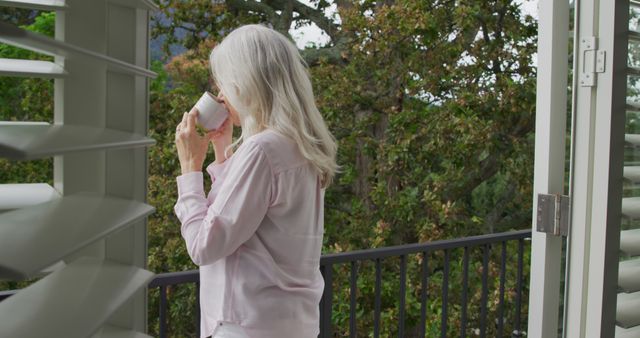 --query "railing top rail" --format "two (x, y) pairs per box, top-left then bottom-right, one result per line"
(148, 269), (199, 288)
(319, 229), (531, 265)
